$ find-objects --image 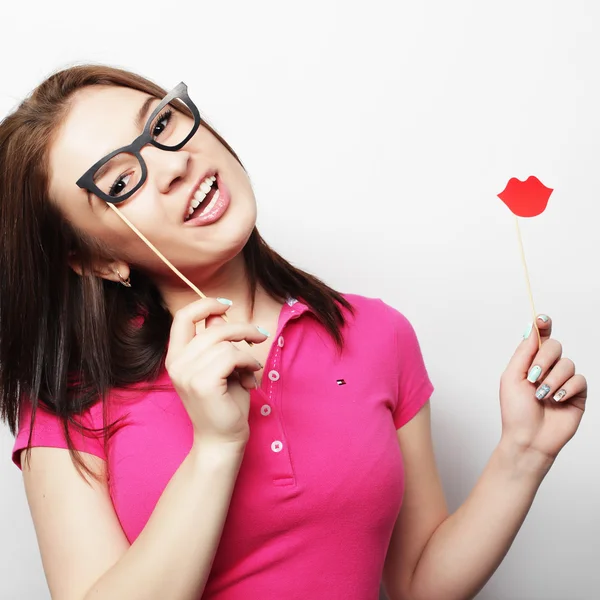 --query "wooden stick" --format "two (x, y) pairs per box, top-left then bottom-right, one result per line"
(108, 205), (259, 349)
(514, 215), (542, 349)
(108, 203), (229, 323)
